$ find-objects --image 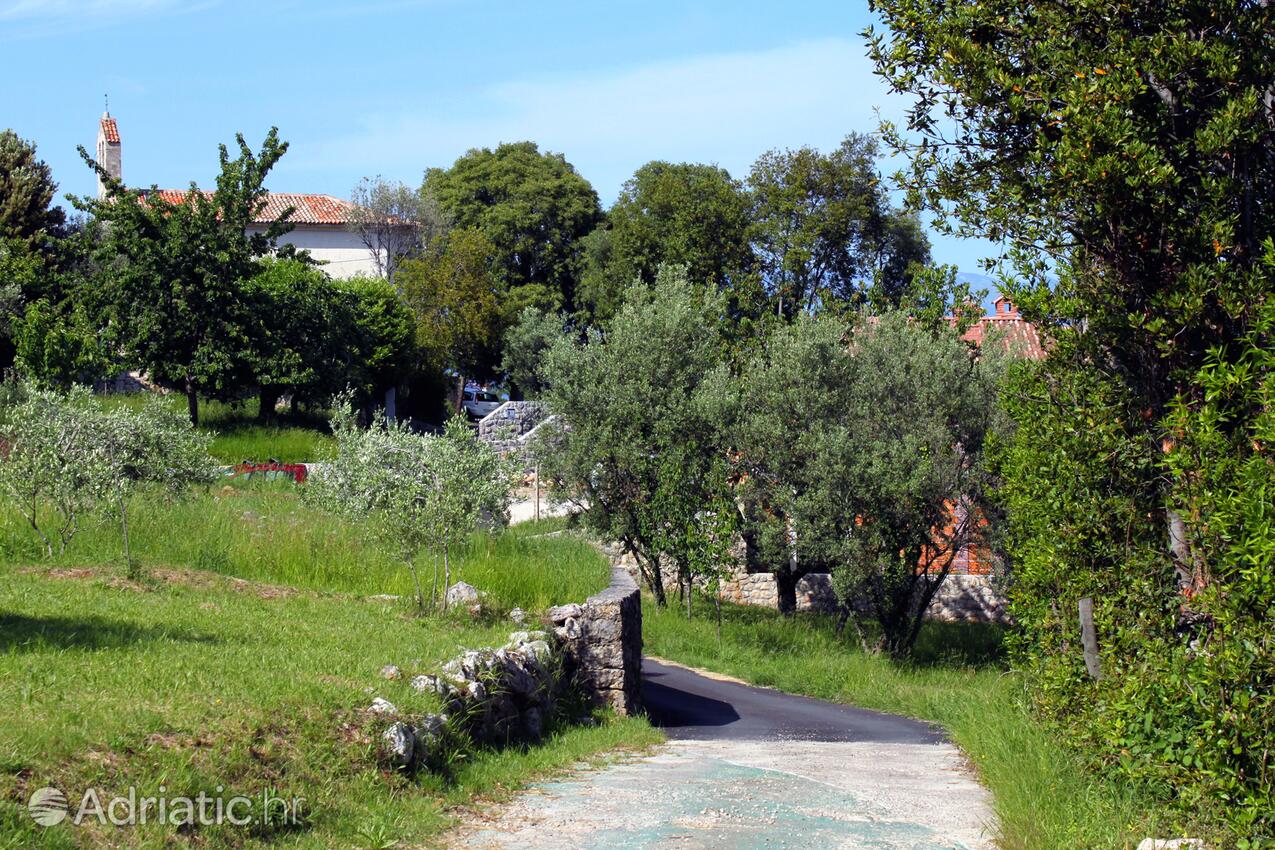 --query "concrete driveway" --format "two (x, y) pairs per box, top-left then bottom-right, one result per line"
(450, 658), (996, 849)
